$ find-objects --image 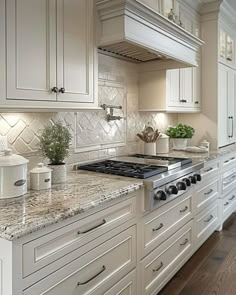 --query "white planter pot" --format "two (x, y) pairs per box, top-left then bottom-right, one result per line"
(172, 138), (188, 150)
(144, 142), (156, 155)
(50, 164), (67, 184)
